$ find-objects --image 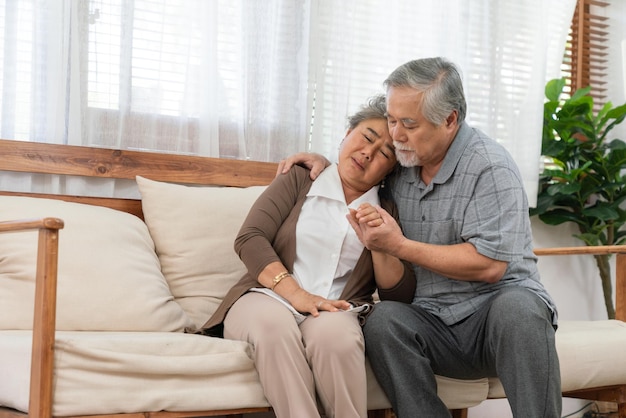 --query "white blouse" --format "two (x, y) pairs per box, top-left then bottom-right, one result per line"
(292, 164), (380, 299)
(250, 164), (380, 323)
